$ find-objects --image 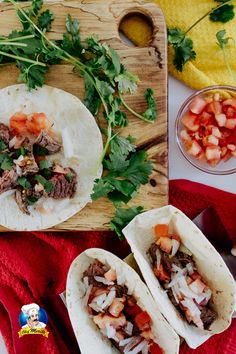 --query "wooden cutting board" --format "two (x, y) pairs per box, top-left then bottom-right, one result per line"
(0, 0), (167, 231)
